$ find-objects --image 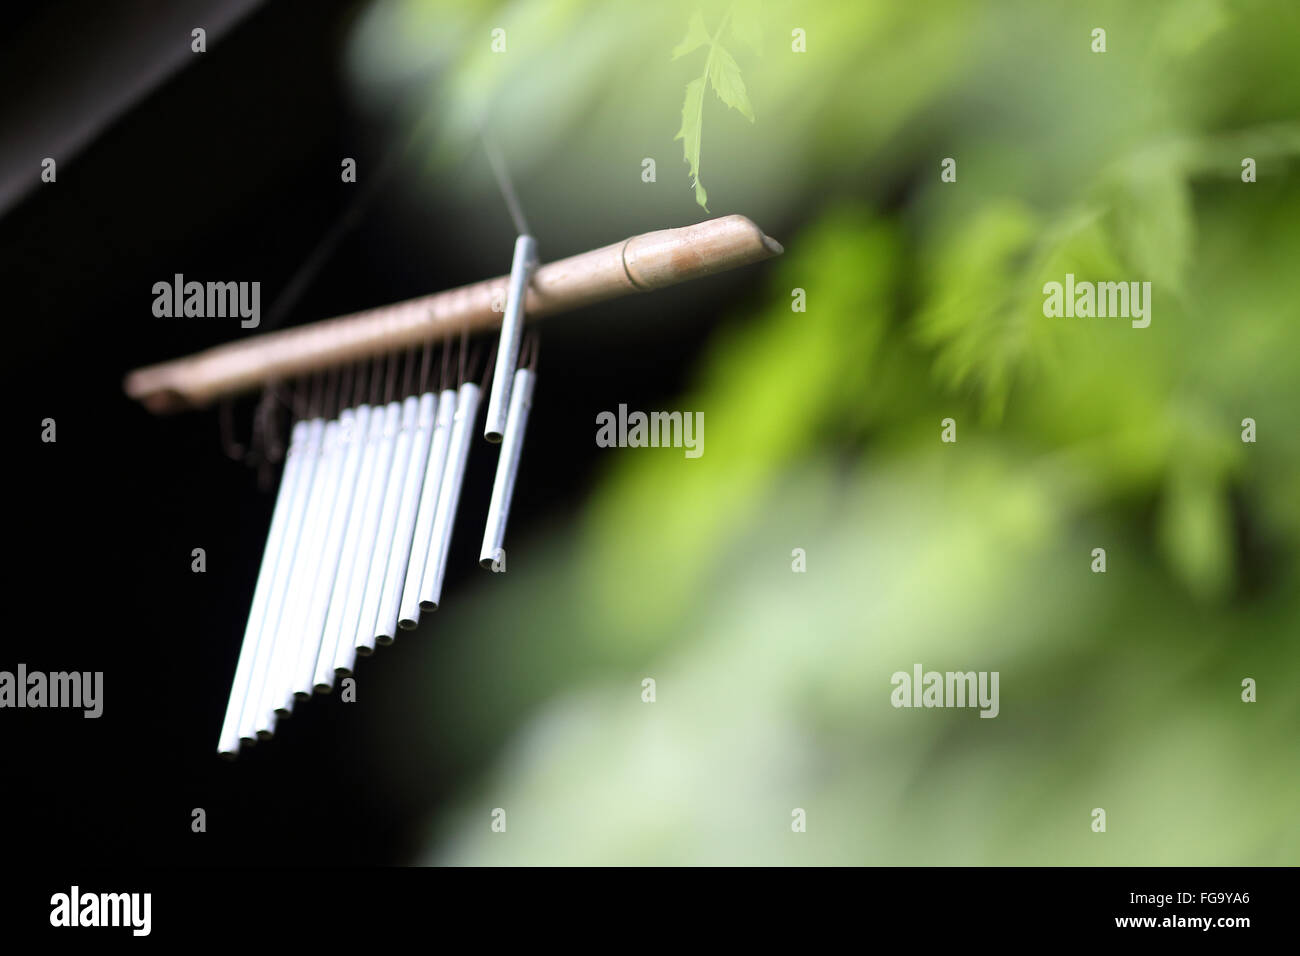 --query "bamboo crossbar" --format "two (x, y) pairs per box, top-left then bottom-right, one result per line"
(124, 215), (783, 413)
